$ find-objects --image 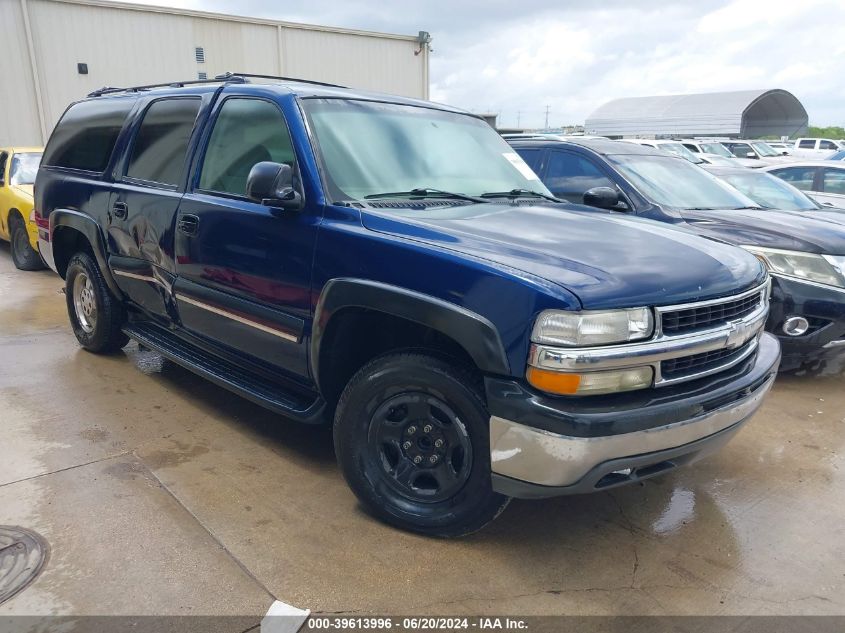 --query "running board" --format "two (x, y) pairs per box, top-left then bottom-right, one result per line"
(123, 321), (326, 423)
